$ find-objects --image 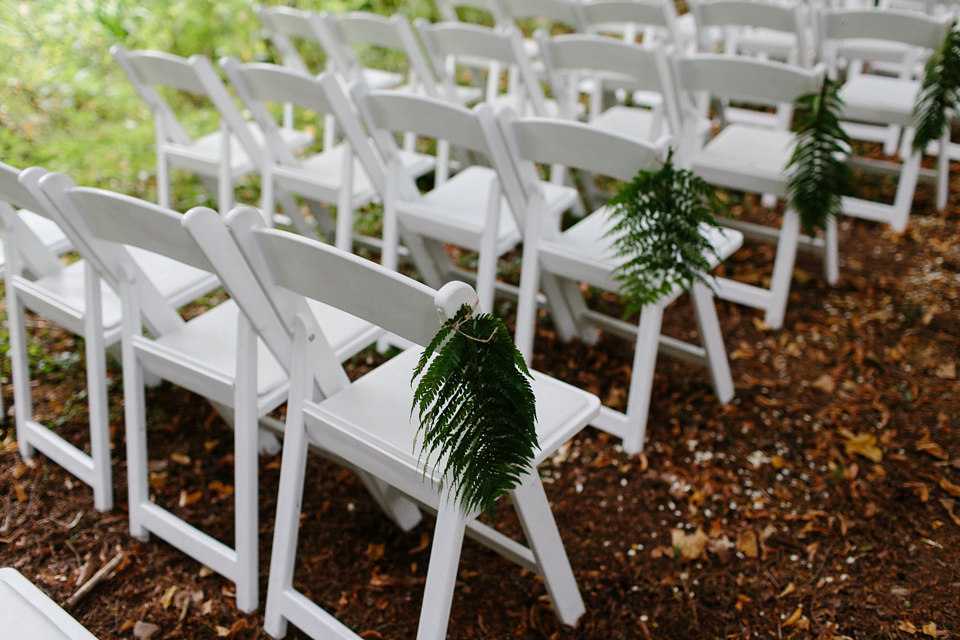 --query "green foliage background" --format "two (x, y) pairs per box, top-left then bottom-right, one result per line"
(0, 0), (436, 200)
